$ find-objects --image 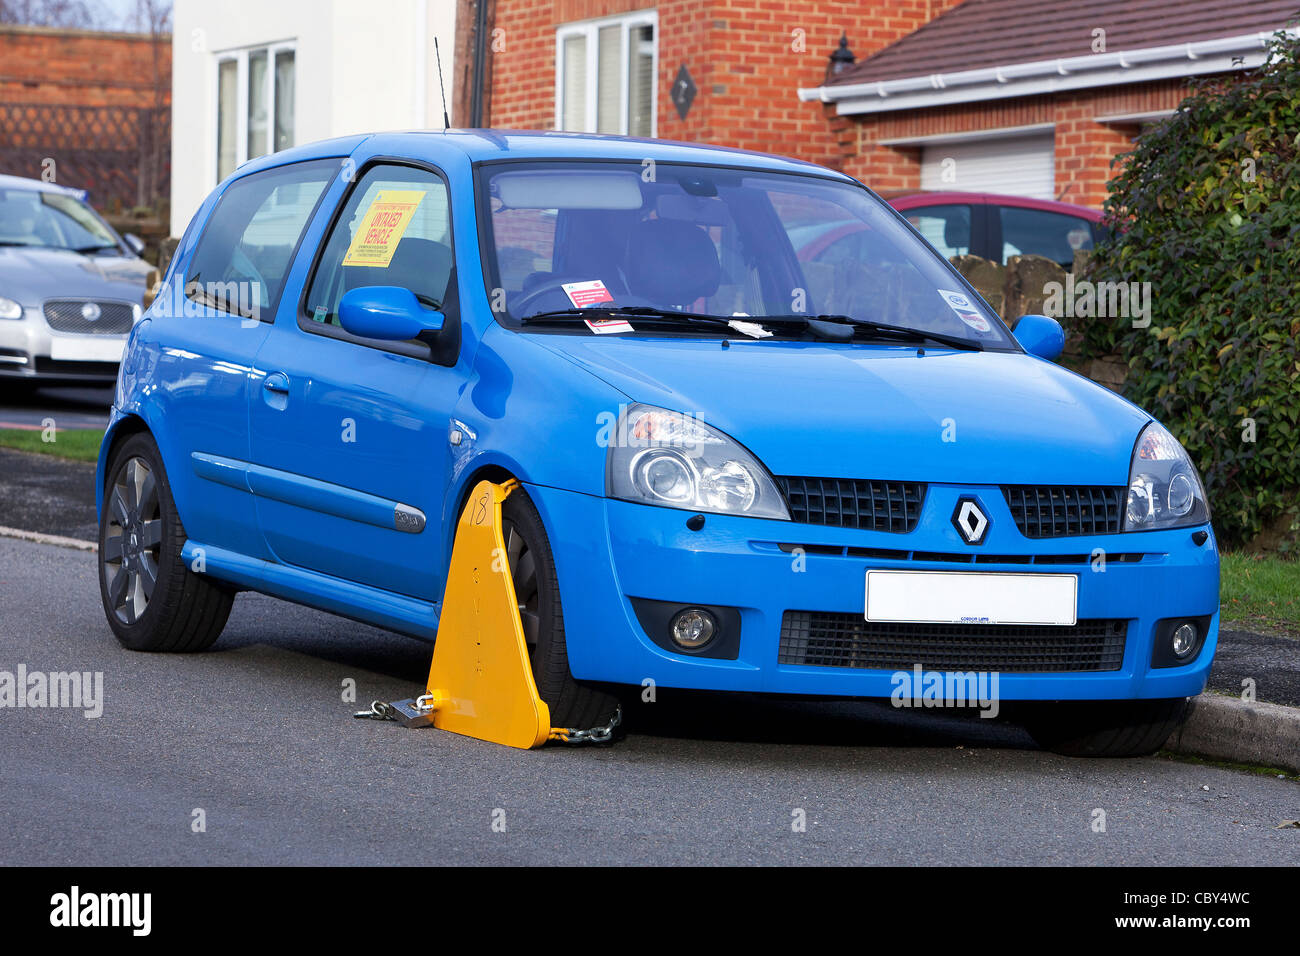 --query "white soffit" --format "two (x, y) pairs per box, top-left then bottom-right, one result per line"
(798, 31), (1293, 116)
